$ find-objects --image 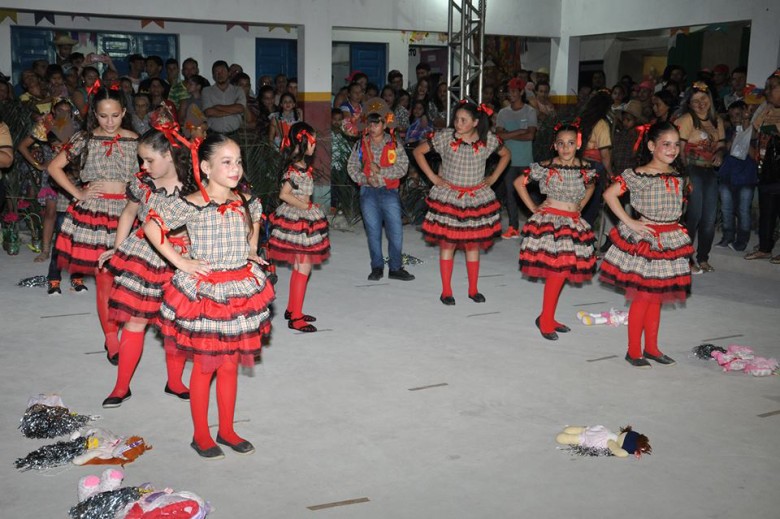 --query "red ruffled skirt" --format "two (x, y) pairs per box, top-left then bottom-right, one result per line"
(158, 262), (275, 372)
(422, 183), (501, 249)
(519, 207), (596, 283)
(267, 204), (330, 265)
(107, 233), (188, 324)
(56, 194), (127, 274)
(599, 222), (693, 303)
